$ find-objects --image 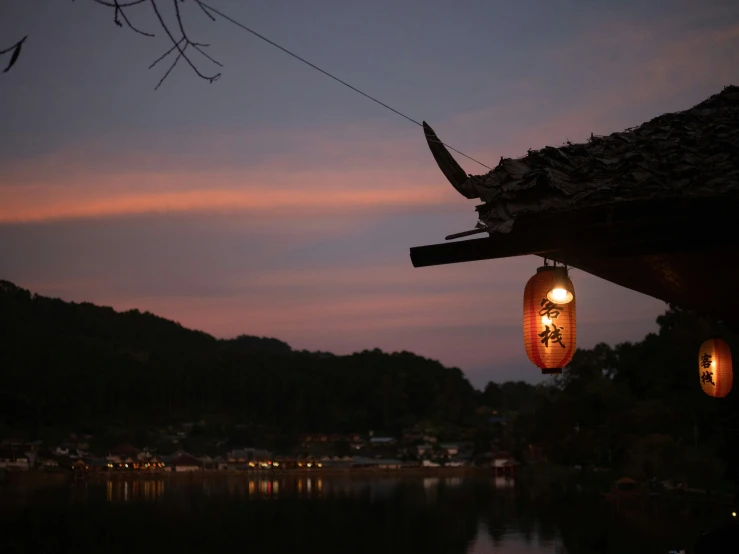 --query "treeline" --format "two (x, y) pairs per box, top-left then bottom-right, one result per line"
(0, 281), (477, 436)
